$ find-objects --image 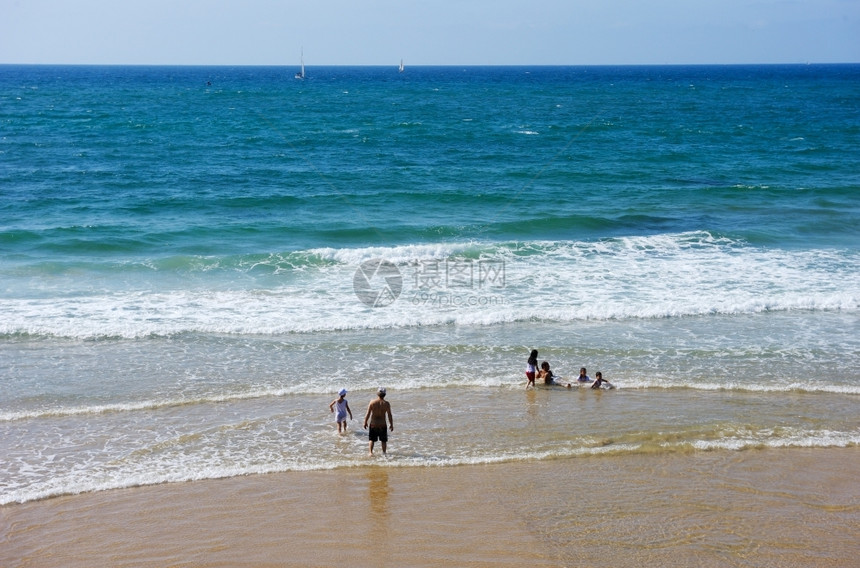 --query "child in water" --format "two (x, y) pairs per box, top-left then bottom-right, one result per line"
(590, 371), (614, 389)
(525, 349), (538, 389)
(329, 388), (353, 433)
(538, 361), (571, 388)
(577, 367), (591, 383)
(538, 361), (554, 384)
